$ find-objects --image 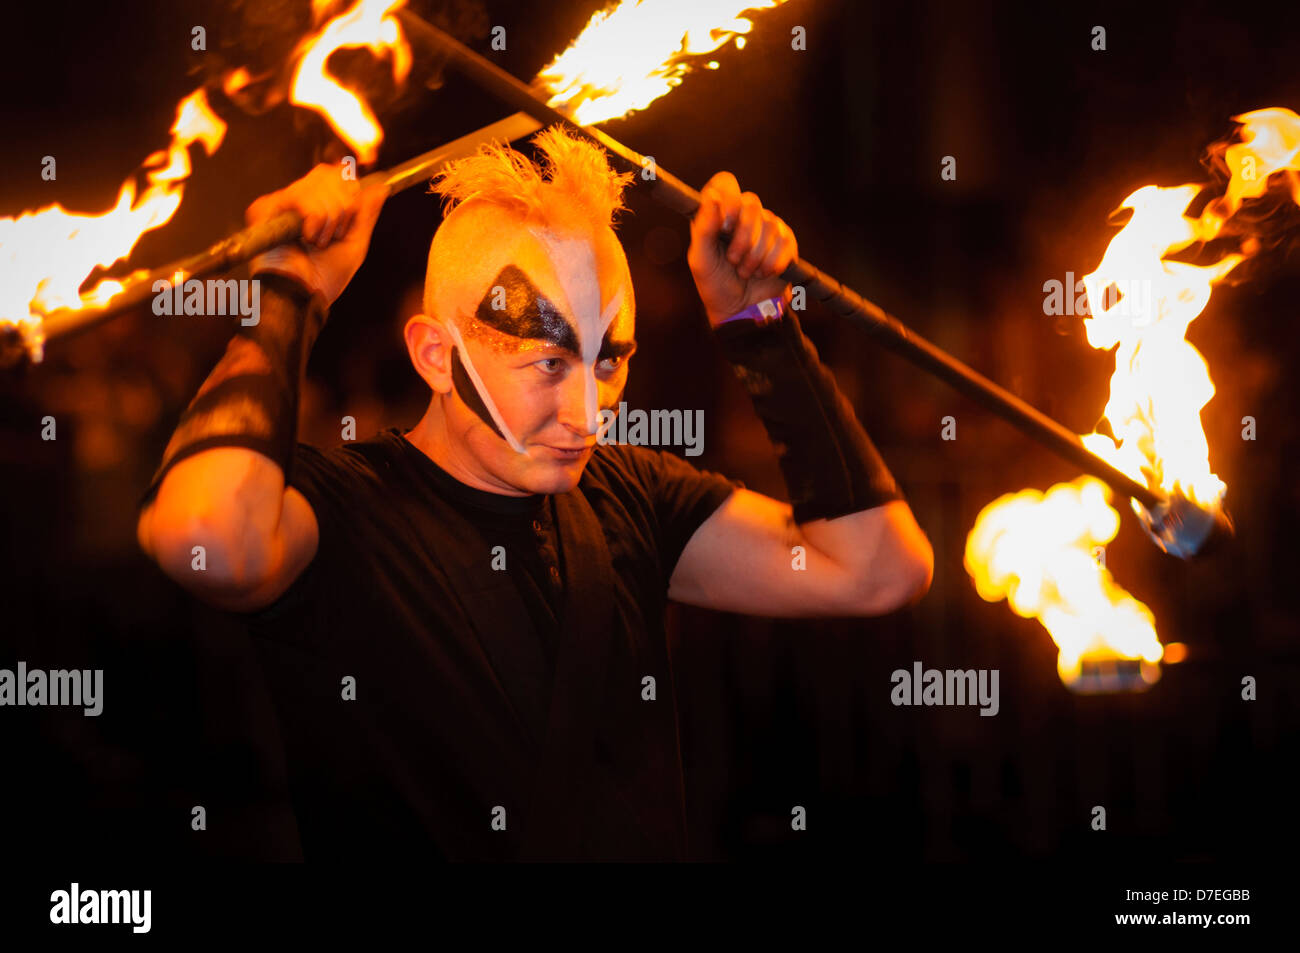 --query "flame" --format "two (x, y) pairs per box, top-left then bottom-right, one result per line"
(1220, 107), (1300, 209)
(0, 88), (226, 354)
(1, 0), (414, 359)
(1077, 183), (1239, 507)
(965, 108), (1300, 689)
(966, 478), (1162, 686)
(289, 0), (412, 164)
(1081, 108), (1300, 510)
(222, 67), (255, 98)
(537, 0), (790, 125)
